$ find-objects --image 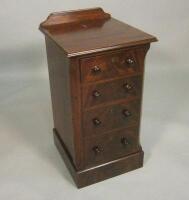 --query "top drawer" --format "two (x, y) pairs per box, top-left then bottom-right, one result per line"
(80, 47), (145, 83)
